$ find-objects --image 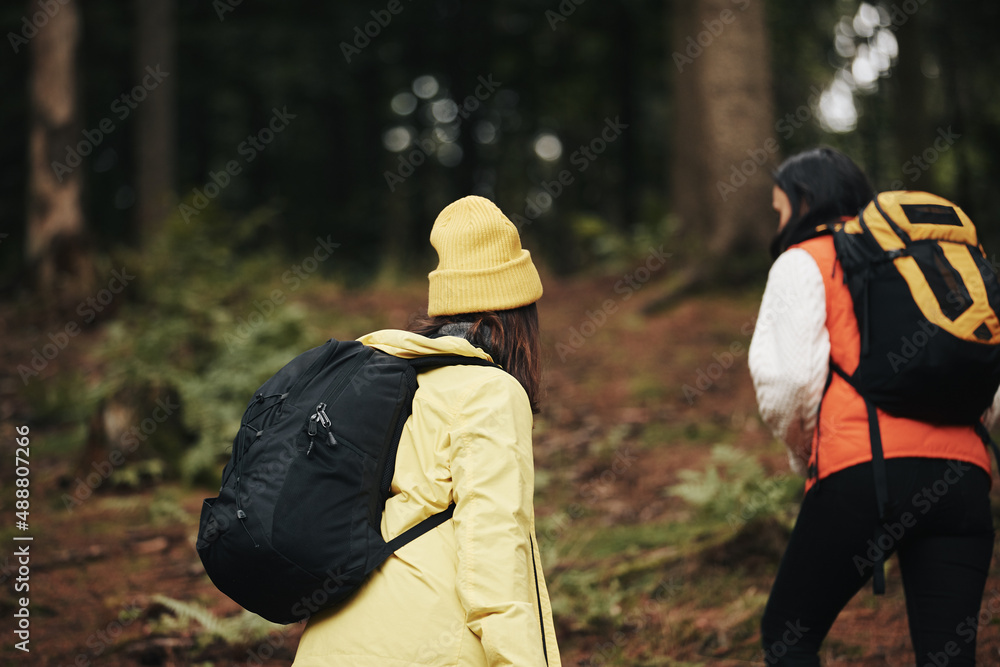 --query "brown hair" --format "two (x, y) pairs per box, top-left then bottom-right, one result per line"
(408, 303), (542, 413)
